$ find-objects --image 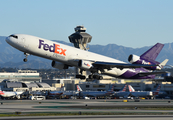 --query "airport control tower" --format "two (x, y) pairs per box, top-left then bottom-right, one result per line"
(69, 26), (92, 50)
(68, 26), (92, 79)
